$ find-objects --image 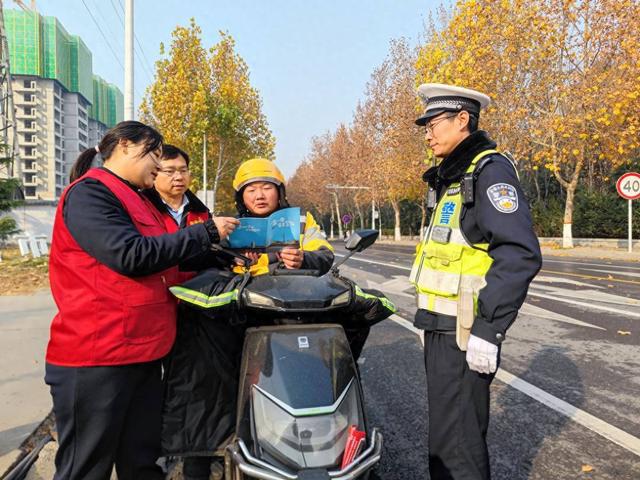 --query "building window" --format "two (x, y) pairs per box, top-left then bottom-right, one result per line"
(24, 134), (34, 142)
(23, 79), (31, 88)
(79, 133), (87, 144)
(24, 147), (35, 156)
(25, 186), (37, 197)
(55, 148), (62, 159)
(24, 120), (34, 129)
(24, 173), (36, 184)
